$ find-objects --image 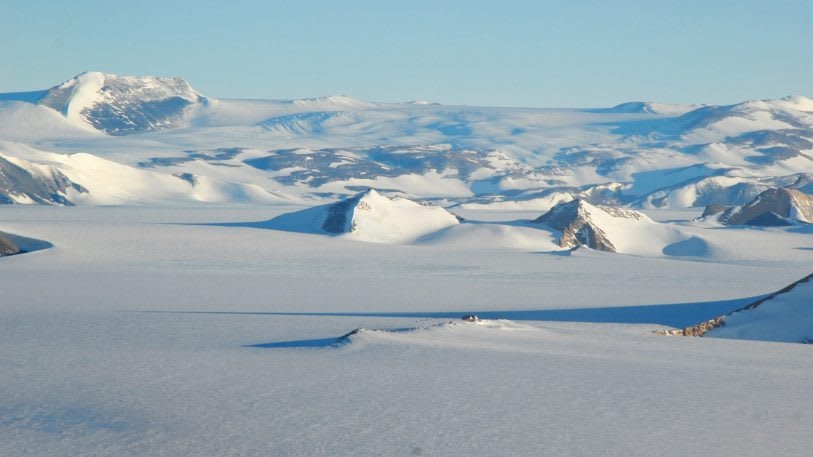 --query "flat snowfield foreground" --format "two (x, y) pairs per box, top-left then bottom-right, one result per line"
(1, 206), (812, 457)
